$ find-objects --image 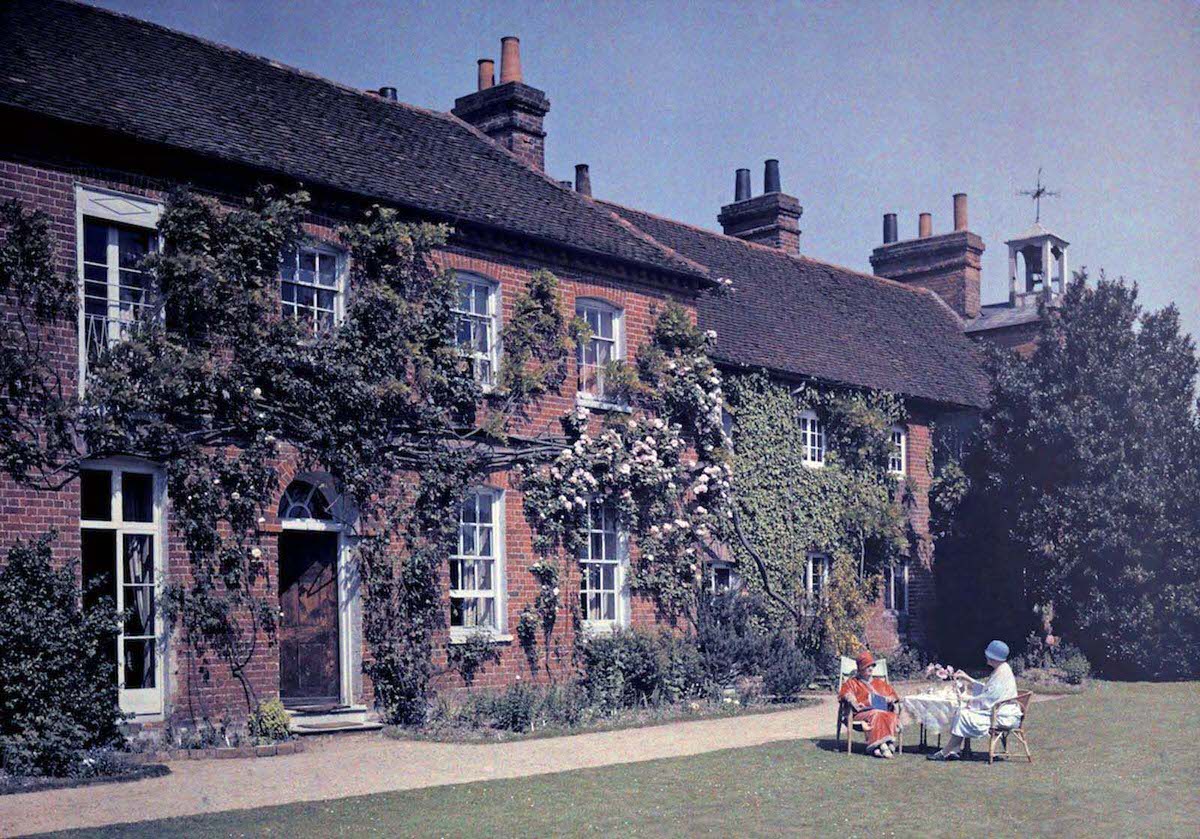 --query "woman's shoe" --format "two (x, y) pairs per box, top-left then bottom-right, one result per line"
(926, 751), (946, 761)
